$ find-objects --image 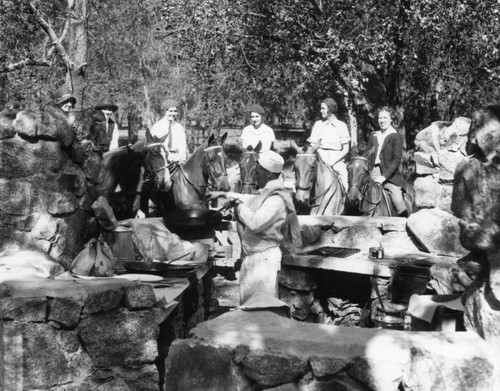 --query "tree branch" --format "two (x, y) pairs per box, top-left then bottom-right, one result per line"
(27, 1), (74, 70)
(0, 59), (51, 73)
